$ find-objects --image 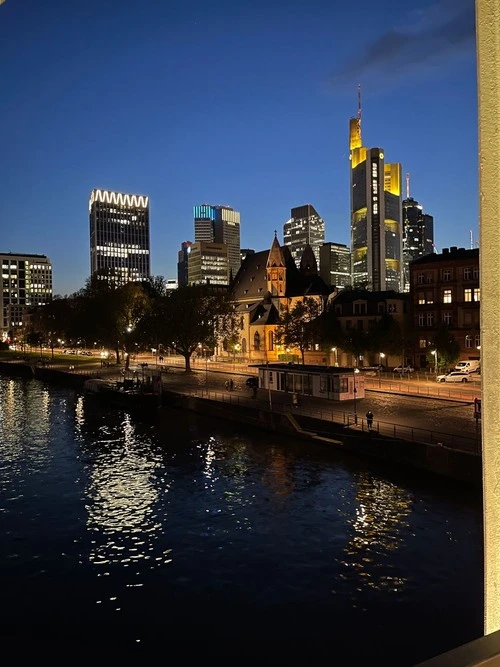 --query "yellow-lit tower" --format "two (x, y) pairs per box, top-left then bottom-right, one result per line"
(349, 87), (403, 291)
